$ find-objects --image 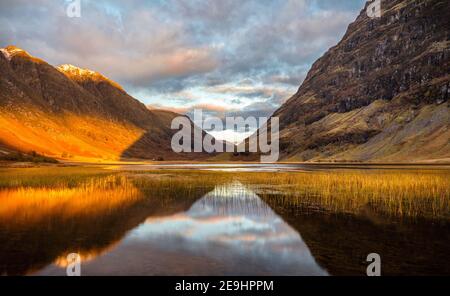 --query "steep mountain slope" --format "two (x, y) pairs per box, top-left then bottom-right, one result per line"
(273, 0), (449, 162)
(0, 46), (197, 161)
